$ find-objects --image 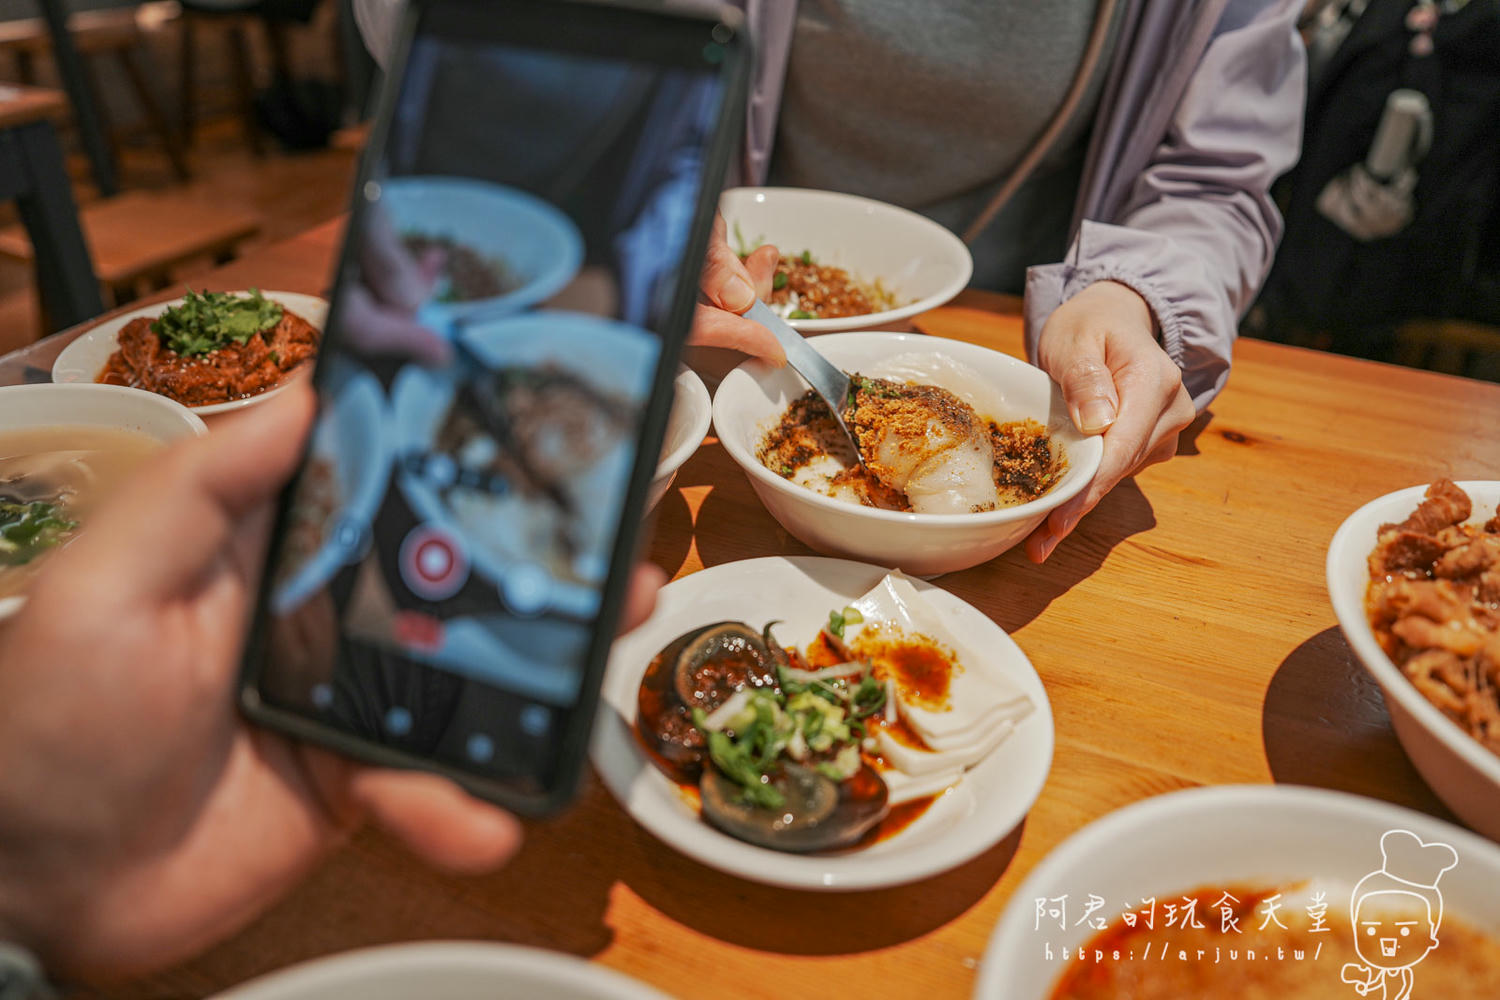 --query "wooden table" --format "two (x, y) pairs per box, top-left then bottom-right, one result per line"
(22, 221), (1500, 999)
